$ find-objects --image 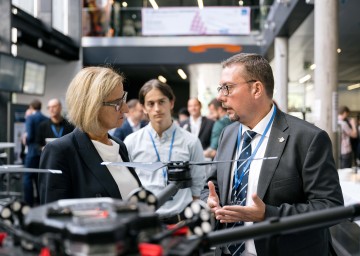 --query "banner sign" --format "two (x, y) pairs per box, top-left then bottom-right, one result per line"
(142, 7), (251, 36)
